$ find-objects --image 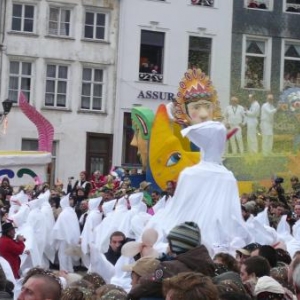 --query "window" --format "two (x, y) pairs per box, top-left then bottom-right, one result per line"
(139, 30), (165, 83)
(84, 11), (106, 40)
(246, 0), (273, 10)
(283, 41), (300, 90)
(8, 61), (32, 103)
(45, 64), (68, 108)
(242, 37), (270, 90)
(191, 0), (214, 7)
(21, 139), (58, 186)
(48, 7), (71, 36)
(81, 67), (104, 111)
(12, 3), (34, 32)
(285, 0), (300, 13)
(188, 36), (212, 75)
